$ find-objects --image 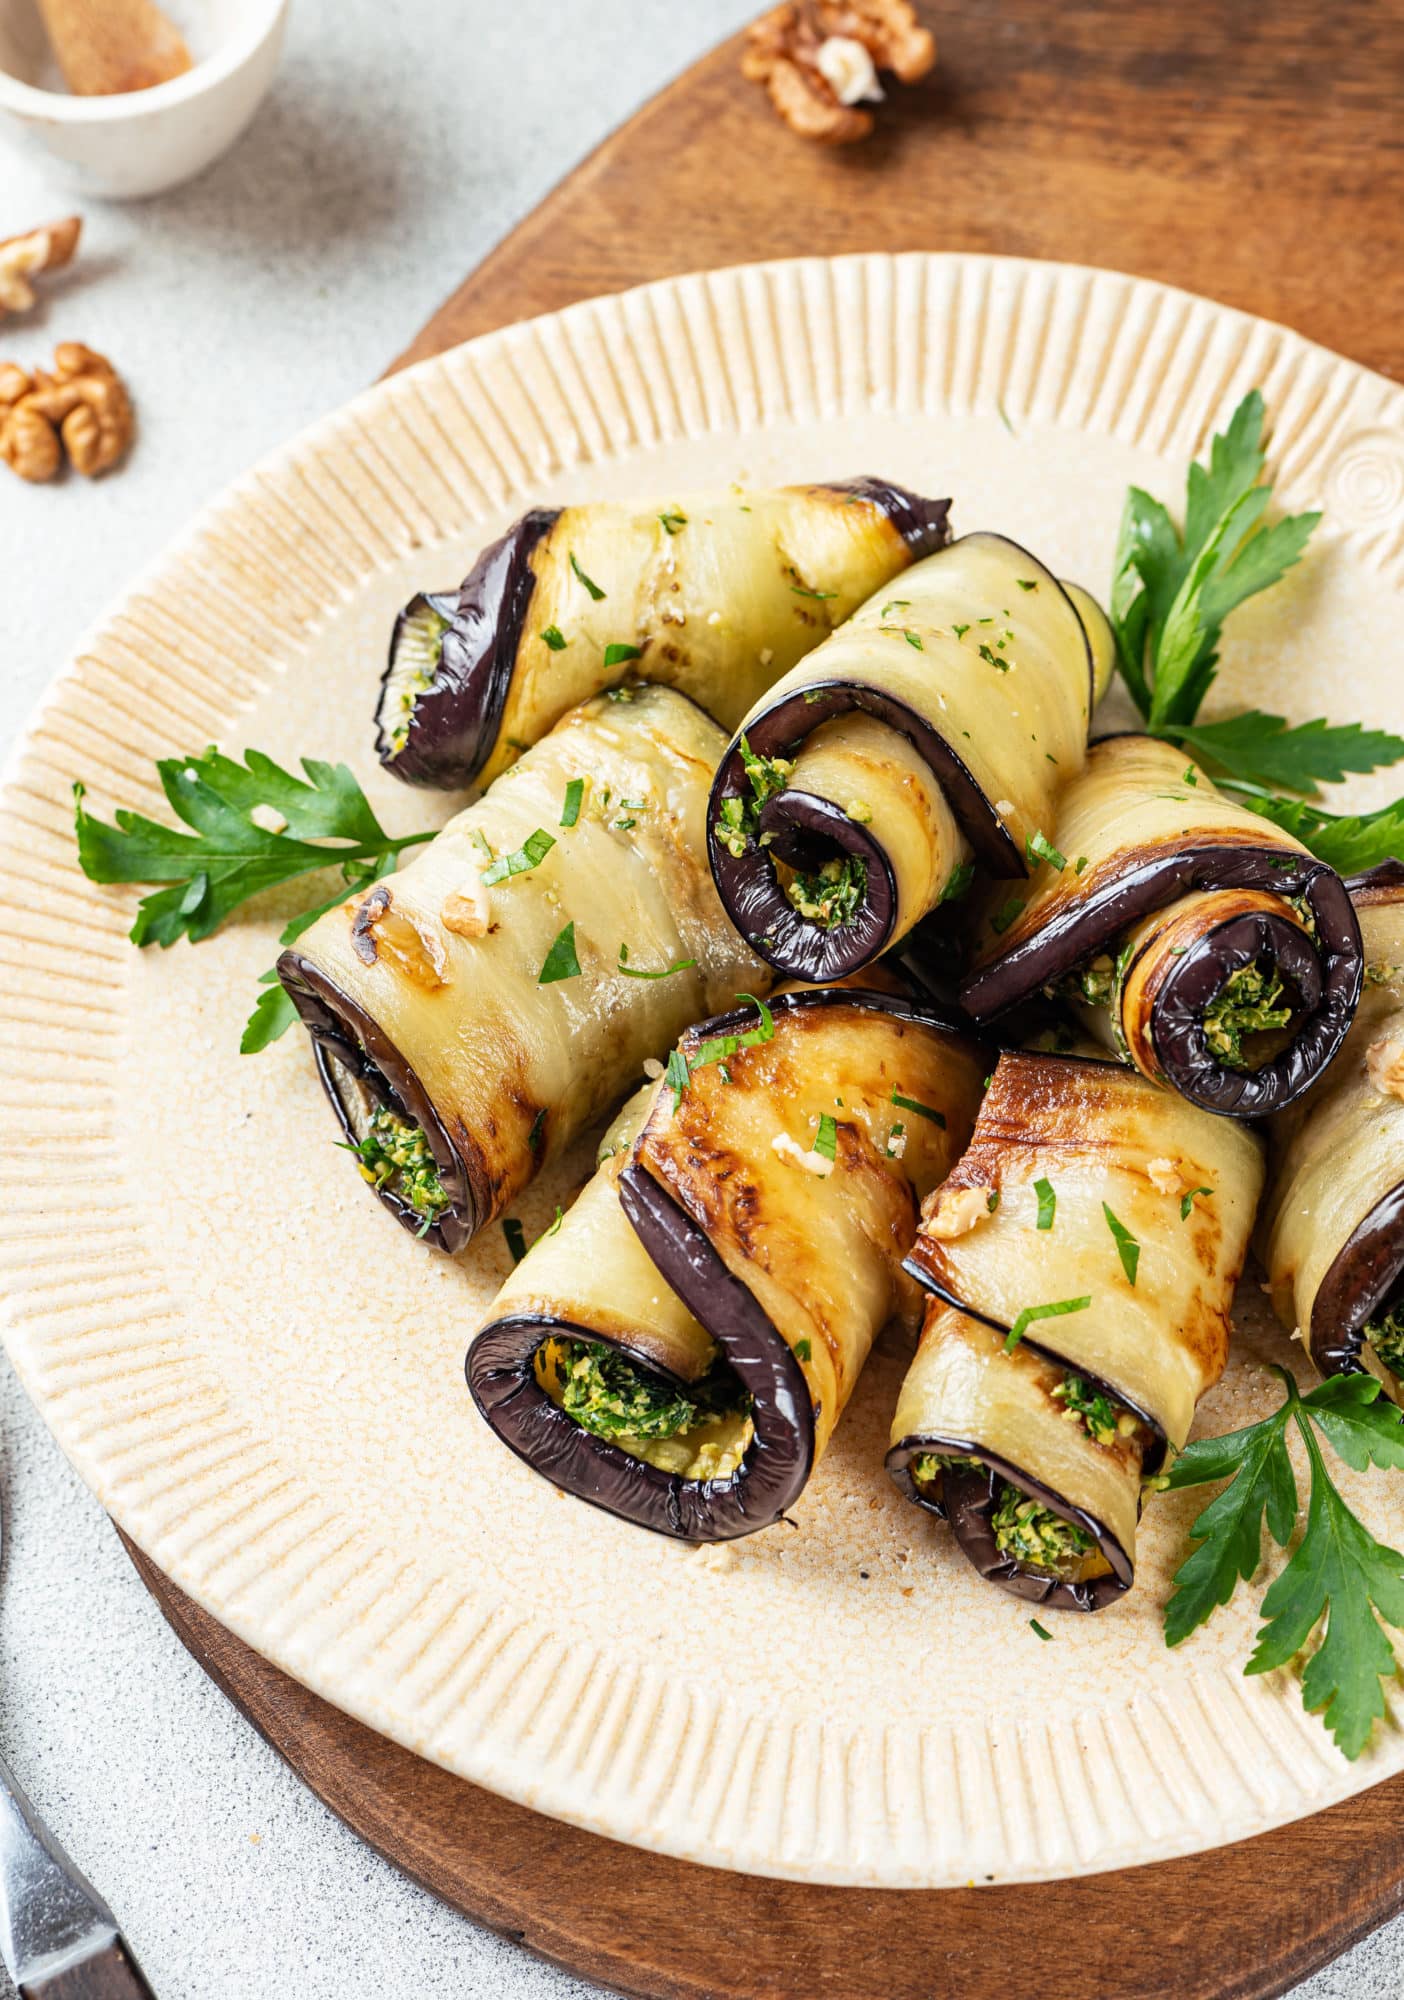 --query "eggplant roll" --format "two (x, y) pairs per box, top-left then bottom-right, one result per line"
(467, 987), (986, 1540)
(374, 479), (952, 791)
(1261, 862), (1404, 1398)
(278, 684), (769, 1254)
(960, 734), (1363, 1118)
(890, 1050), (1263, 1609)
(704, 533), (1116, 983)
